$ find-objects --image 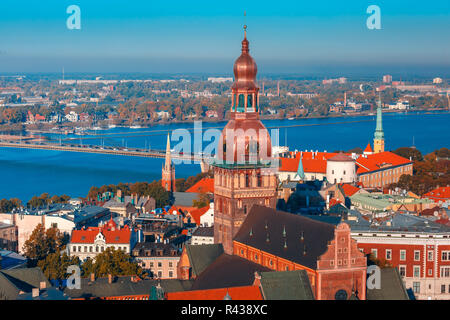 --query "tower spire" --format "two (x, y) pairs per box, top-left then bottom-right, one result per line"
(373, 92), (385, 153)
(165, 132), (171, 169)
(162, 132), (176, 191)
